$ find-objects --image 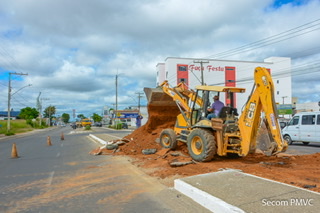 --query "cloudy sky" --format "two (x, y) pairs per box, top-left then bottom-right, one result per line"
(0, 0), (320, 118)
